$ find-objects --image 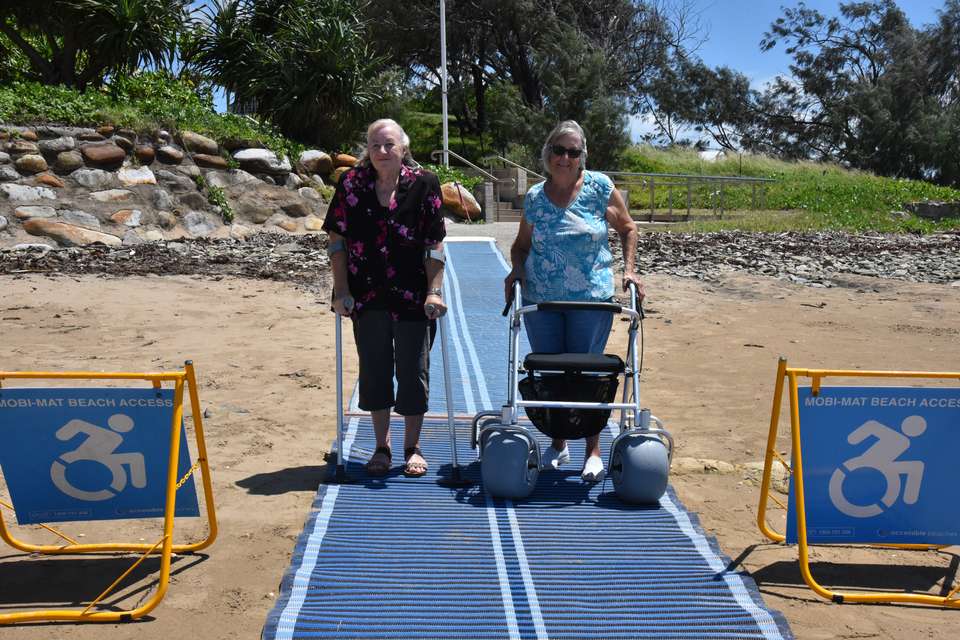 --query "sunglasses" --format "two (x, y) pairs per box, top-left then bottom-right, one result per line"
(551, 144), (583, 159)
